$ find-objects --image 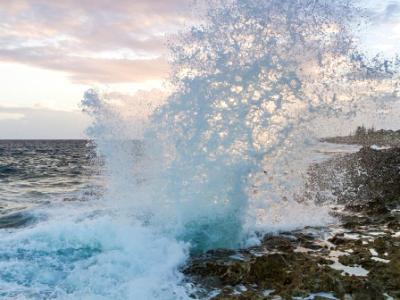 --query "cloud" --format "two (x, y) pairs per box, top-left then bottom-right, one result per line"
(0, 112), (25, 121)
(1, 0), (398, 86)
(0, 47), (169, 83)
(383, 2), (400, 21)
(366, 0), (400, 24)
(0, 106), (90, 139)
(0, 0), (192, 84)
